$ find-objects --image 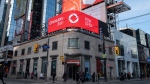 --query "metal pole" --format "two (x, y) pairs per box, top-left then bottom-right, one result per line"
(102, 34), (107, 82)
(45, 35), (50, 81)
